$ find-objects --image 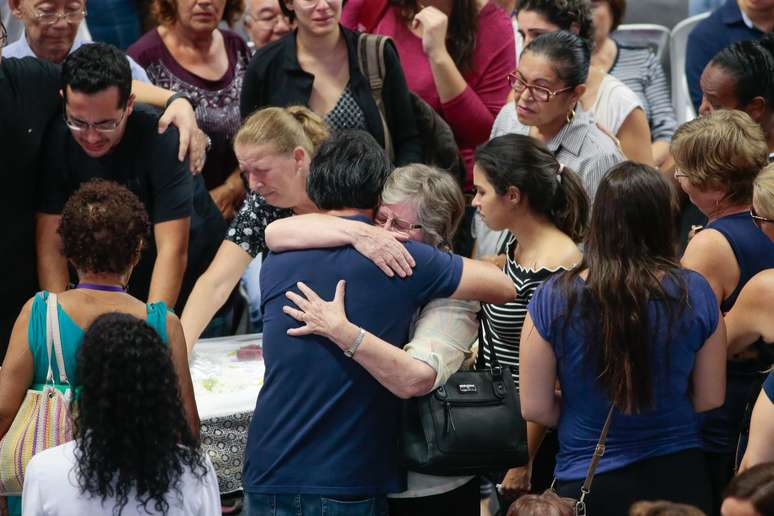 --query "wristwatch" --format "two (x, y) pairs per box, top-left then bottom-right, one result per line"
(344, 327), (366, 358)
